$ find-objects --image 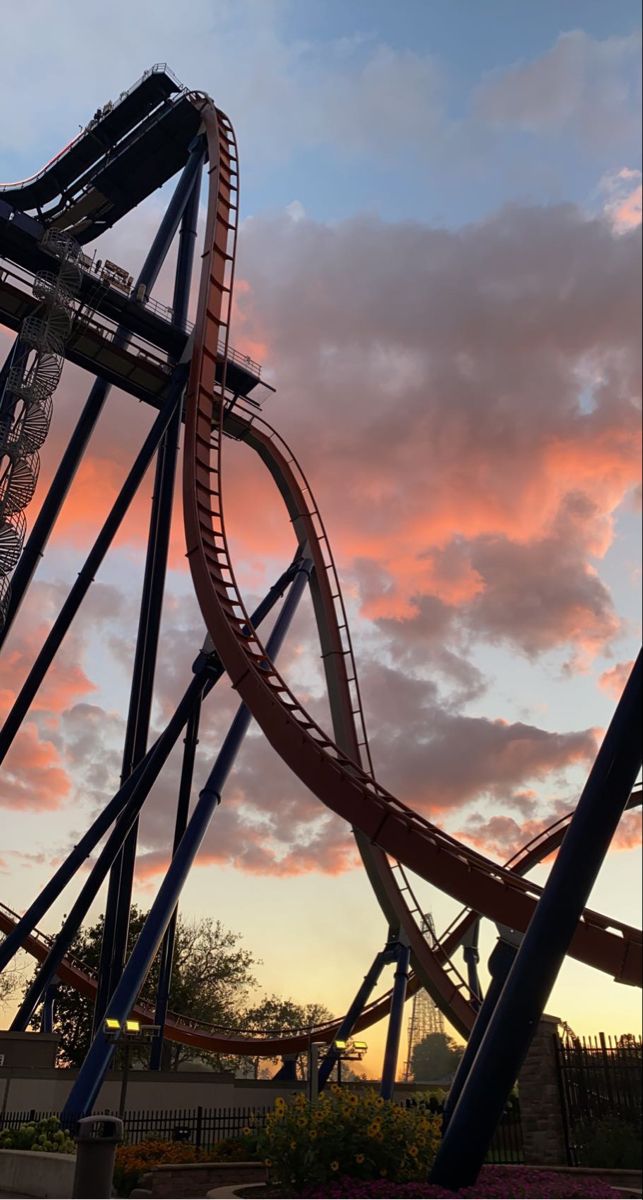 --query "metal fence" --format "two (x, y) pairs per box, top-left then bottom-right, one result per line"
(555, 1033), (642, 1165)
(0, 1104), (270, 1148)
(404, 1095), (524, 1164)
(1, 1094), (524, 1160)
